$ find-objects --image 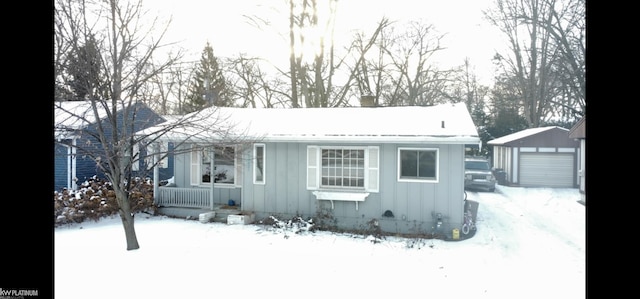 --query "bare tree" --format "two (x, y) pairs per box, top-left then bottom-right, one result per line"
(143, 52), (190, 115)
(341, 18), (391, 107)
(226, 55), (290, 108)
(54, 0), (252, 250)
(446, 57), (491, 108)
(526, 0), (585, 119)
(286, 0), (349, 107)
(354, 20), (450, 107)
(485, 0), (584, 126)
